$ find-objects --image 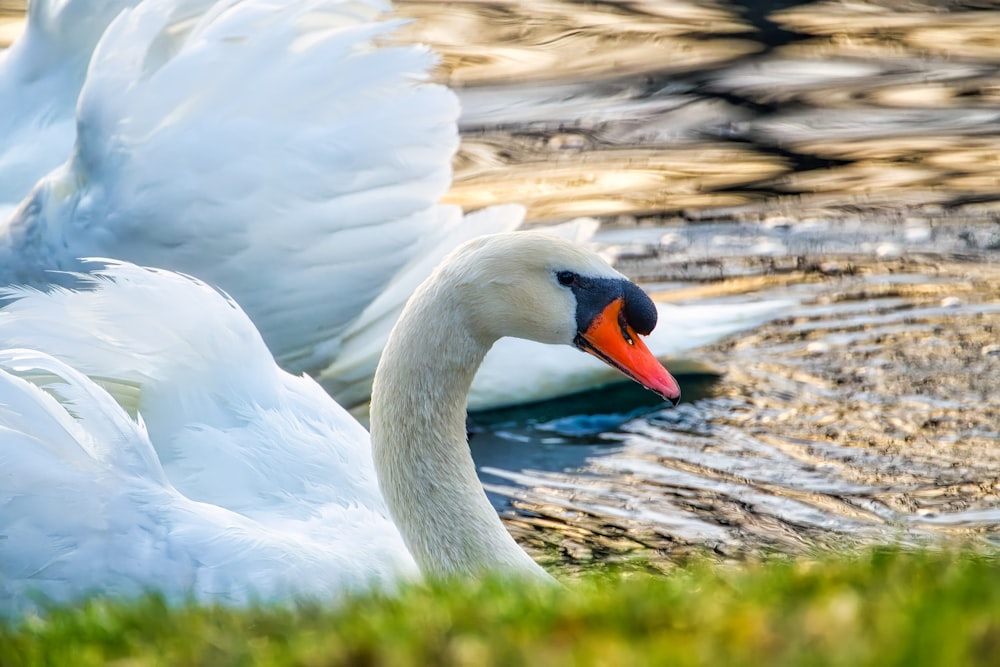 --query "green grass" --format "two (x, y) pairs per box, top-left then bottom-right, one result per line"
(2, 548), (999, 666)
